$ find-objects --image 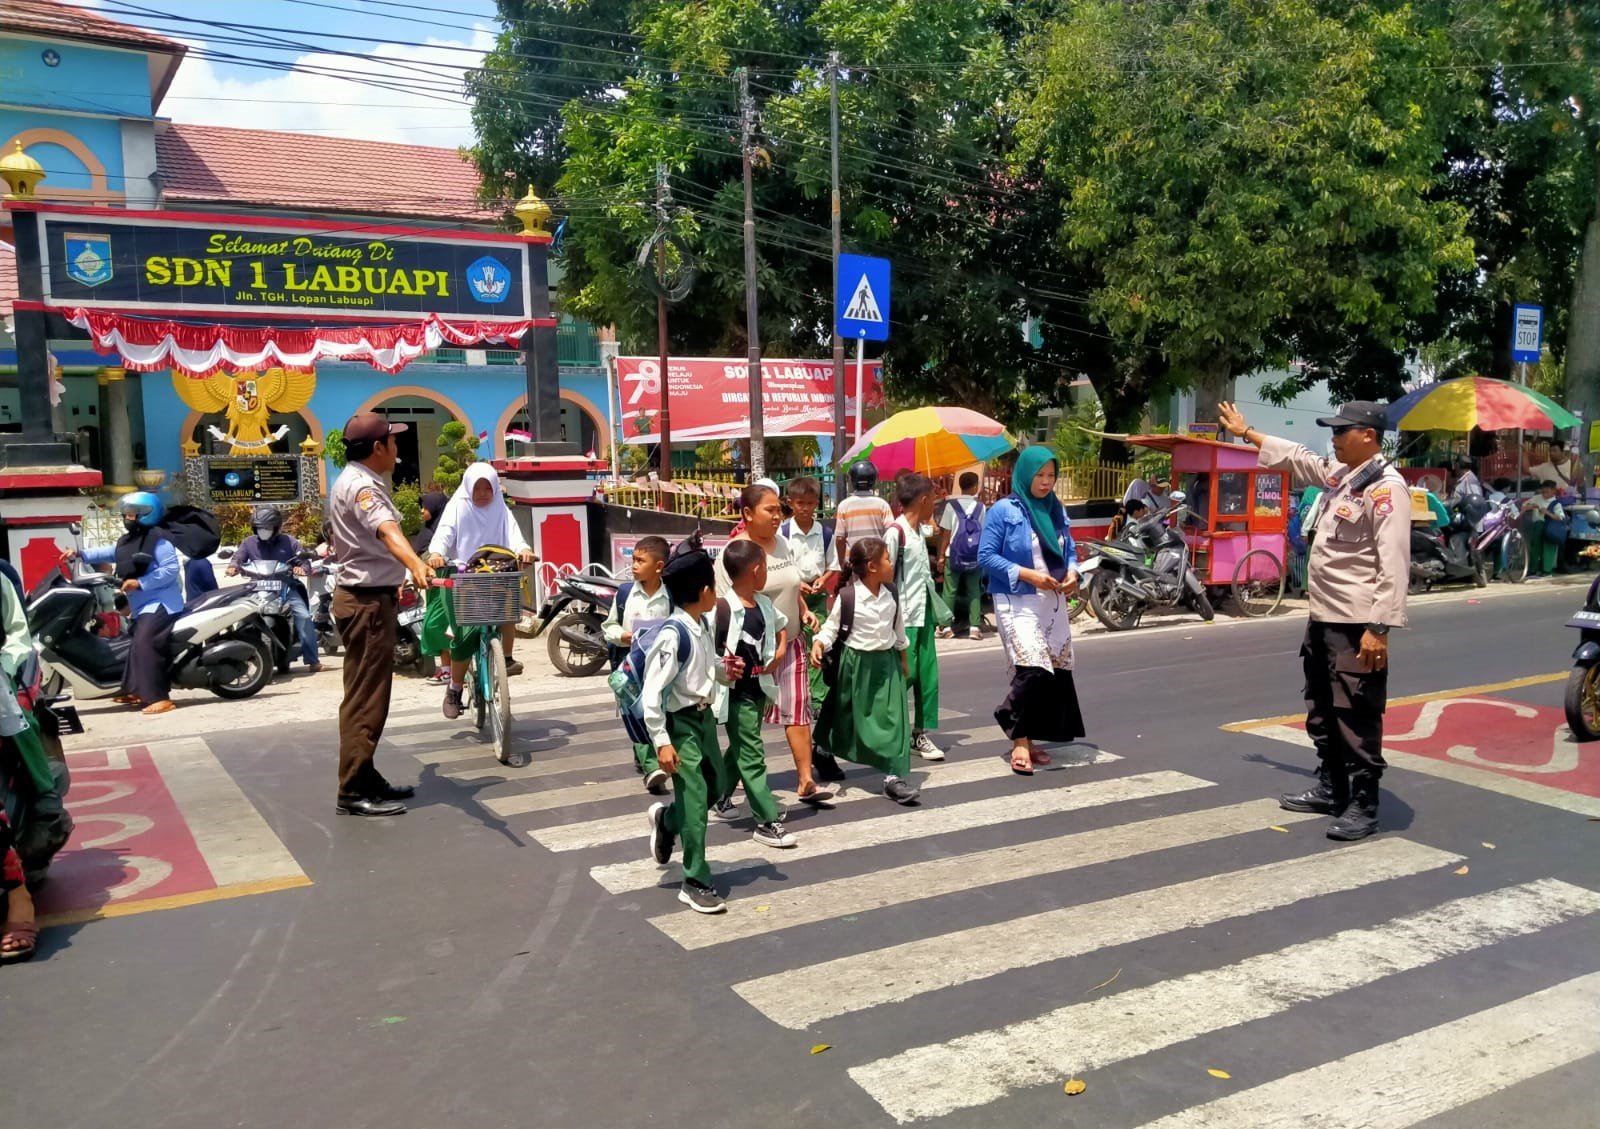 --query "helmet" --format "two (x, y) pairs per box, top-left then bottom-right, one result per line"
(251, 505), (283, 536)
(121, 491), (165, 528)
(848, 460), (878, 491)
